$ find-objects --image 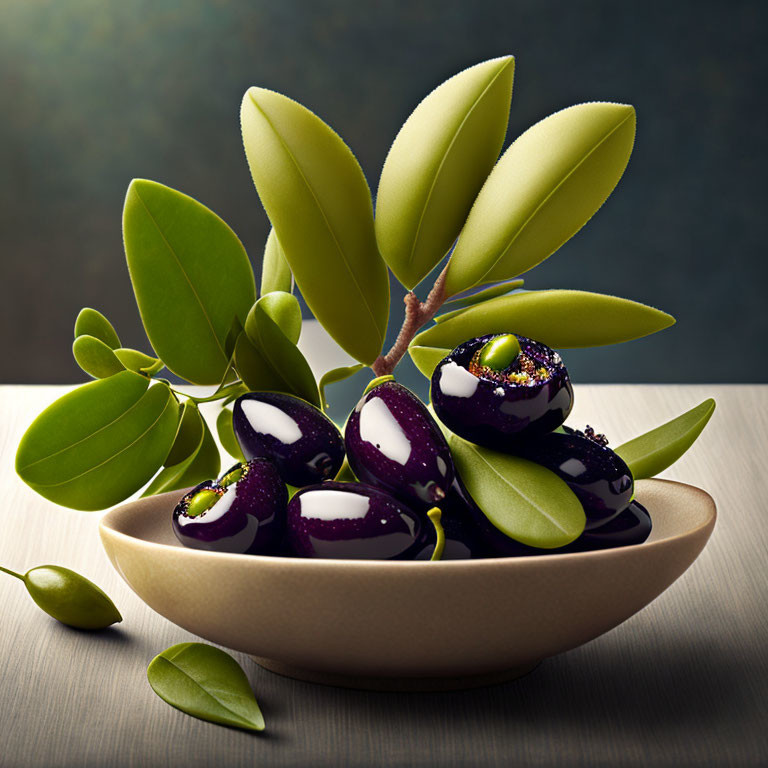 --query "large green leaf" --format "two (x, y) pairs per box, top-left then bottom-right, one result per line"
(241, 87), (389, 364)
(616, 399), (716, 479)
(375, 56), (515, 289)
(123, 179), (256, 384)
(253, 291), (301, 345)
(409, 289), (675, 377)
(16, 372), (178, 510)
(260, 228), (293, 295)
(445, 102), (636, 295)
(236, 301), (320, 407)
(447, 431), (585, 548)
(72, 335), (124, 379)
(147, 643), (265, 732)
(74, 308), (121, 349)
